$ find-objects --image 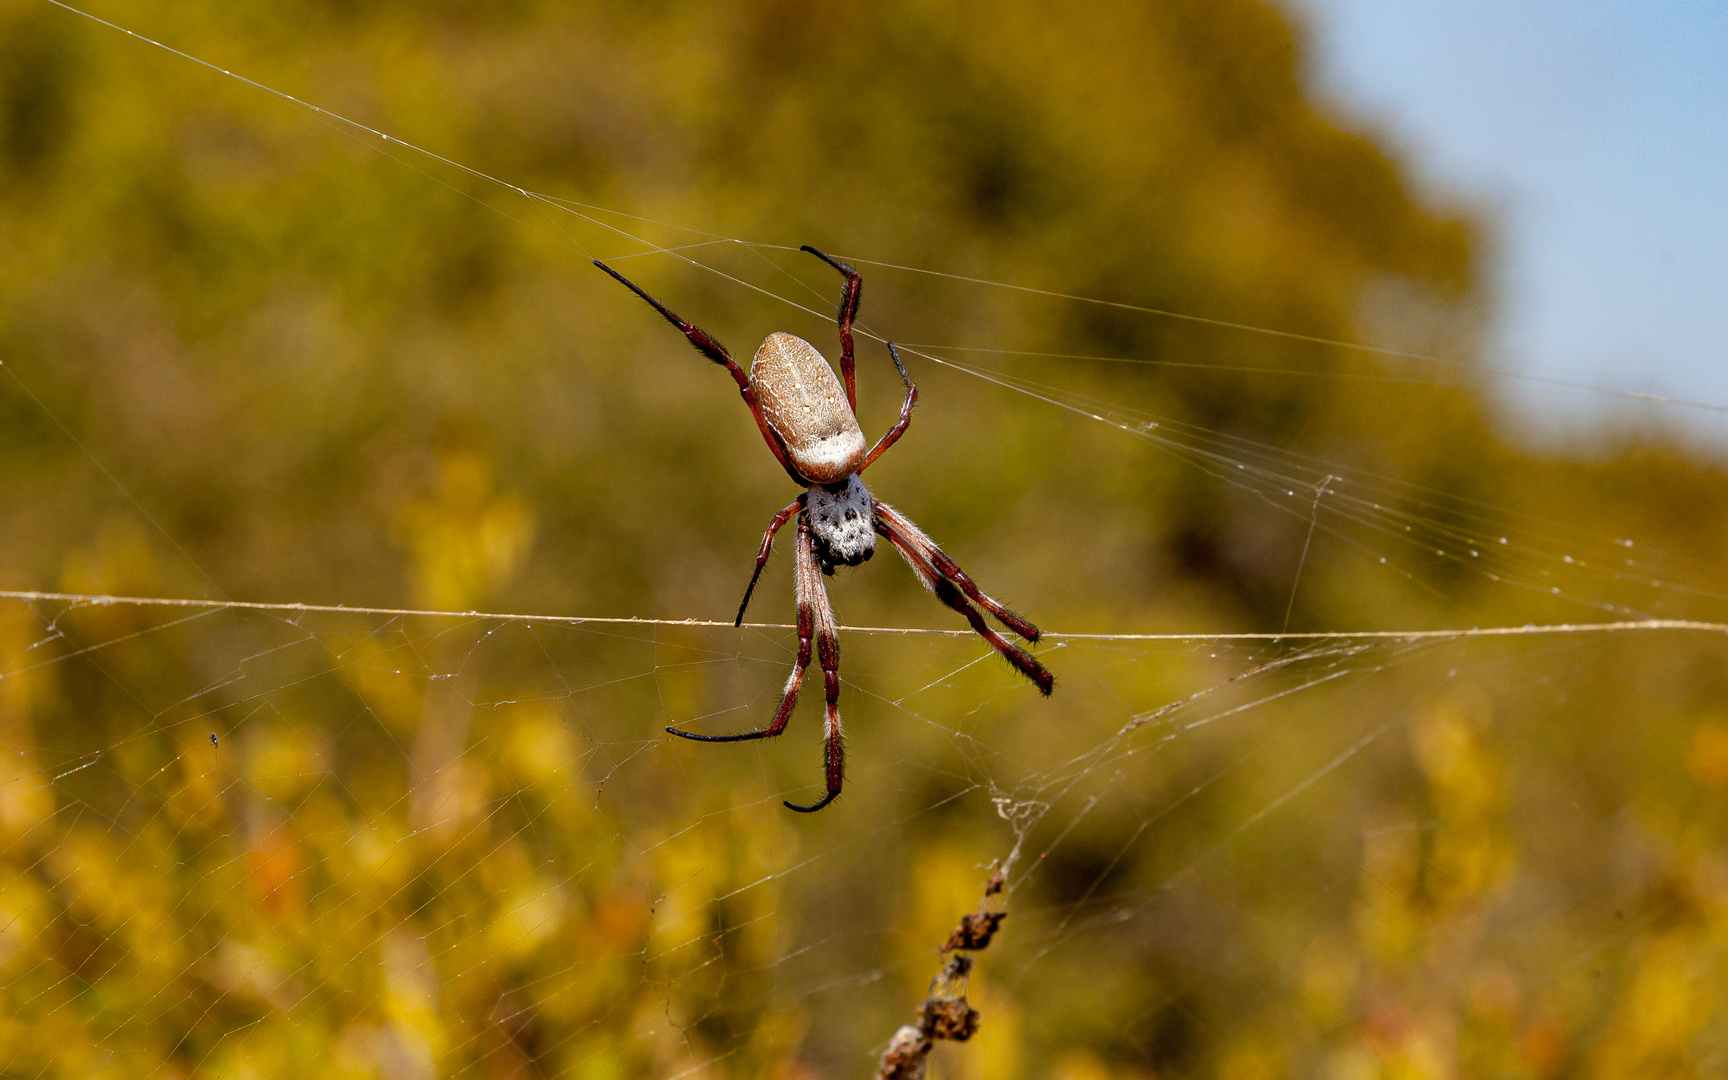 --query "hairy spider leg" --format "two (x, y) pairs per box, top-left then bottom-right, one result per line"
(593, 259), (802, 484)
(874, 504), (1054, 695)
(785, 517), (846, 813)
(666, 514), (818, 749)
(736, 495), (806, 625)
(861, 342), (918, 471)
(874, 501), (1042, 643)
(801, 245), (862, 413)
